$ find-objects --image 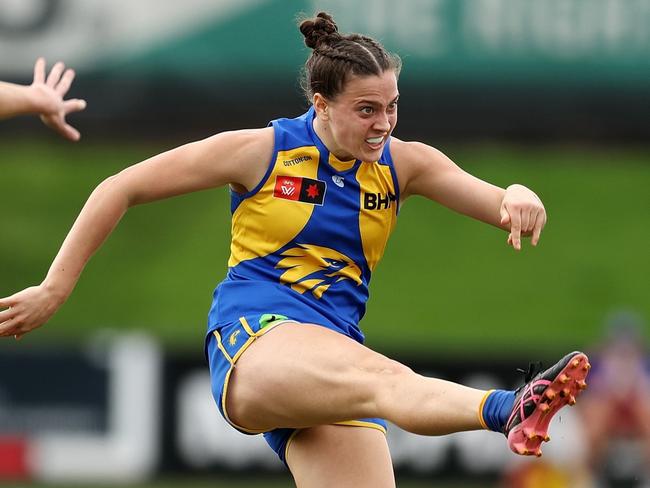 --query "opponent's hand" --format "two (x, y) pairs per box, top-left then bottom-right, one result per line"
(499, 184), (546, 251)
(0, 285), (64, 340)
(29, 57), (87, 141)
